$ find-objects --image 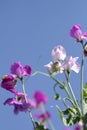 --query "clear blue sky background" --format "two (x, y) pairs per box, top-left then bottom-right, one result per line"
(0, 1), (87, 130)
